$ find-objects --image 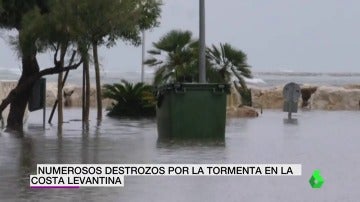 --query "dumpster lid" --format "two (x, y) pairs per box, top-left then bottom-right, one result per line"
(156, 83), (231, 93)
